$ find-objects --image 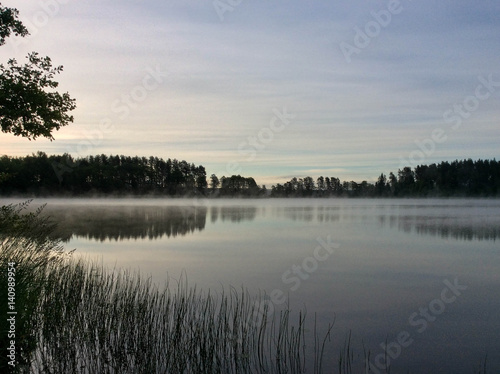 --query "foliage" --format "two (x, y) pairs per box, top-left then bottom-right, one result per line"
(219, 175), (260, 196)
(0, 4), (28, 46)
(0, 3), (76, 140)
(0, 152), (208, 196)
(270, 159), (500, 198)
(0, 155), (499, 198)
